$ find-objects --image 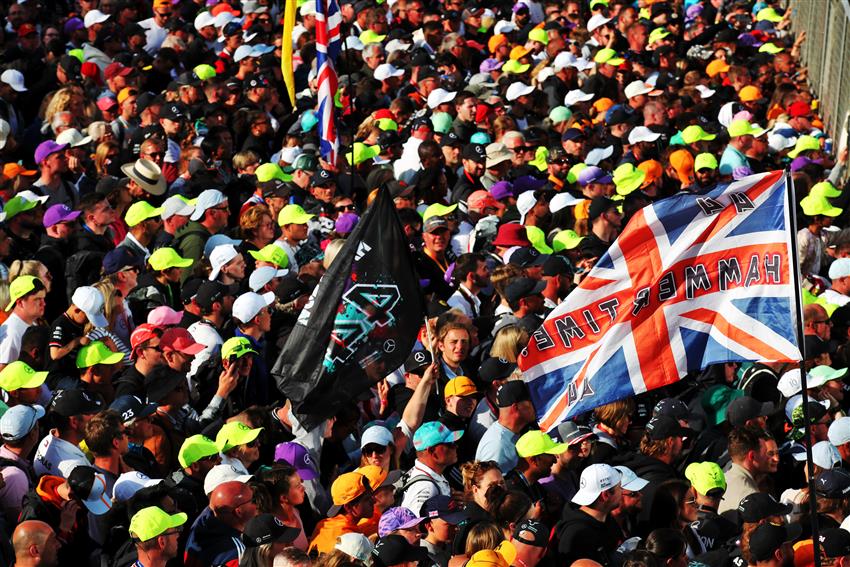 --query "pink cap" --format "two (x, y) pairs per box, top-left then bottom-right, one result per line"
(147, 306), (183, 326)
